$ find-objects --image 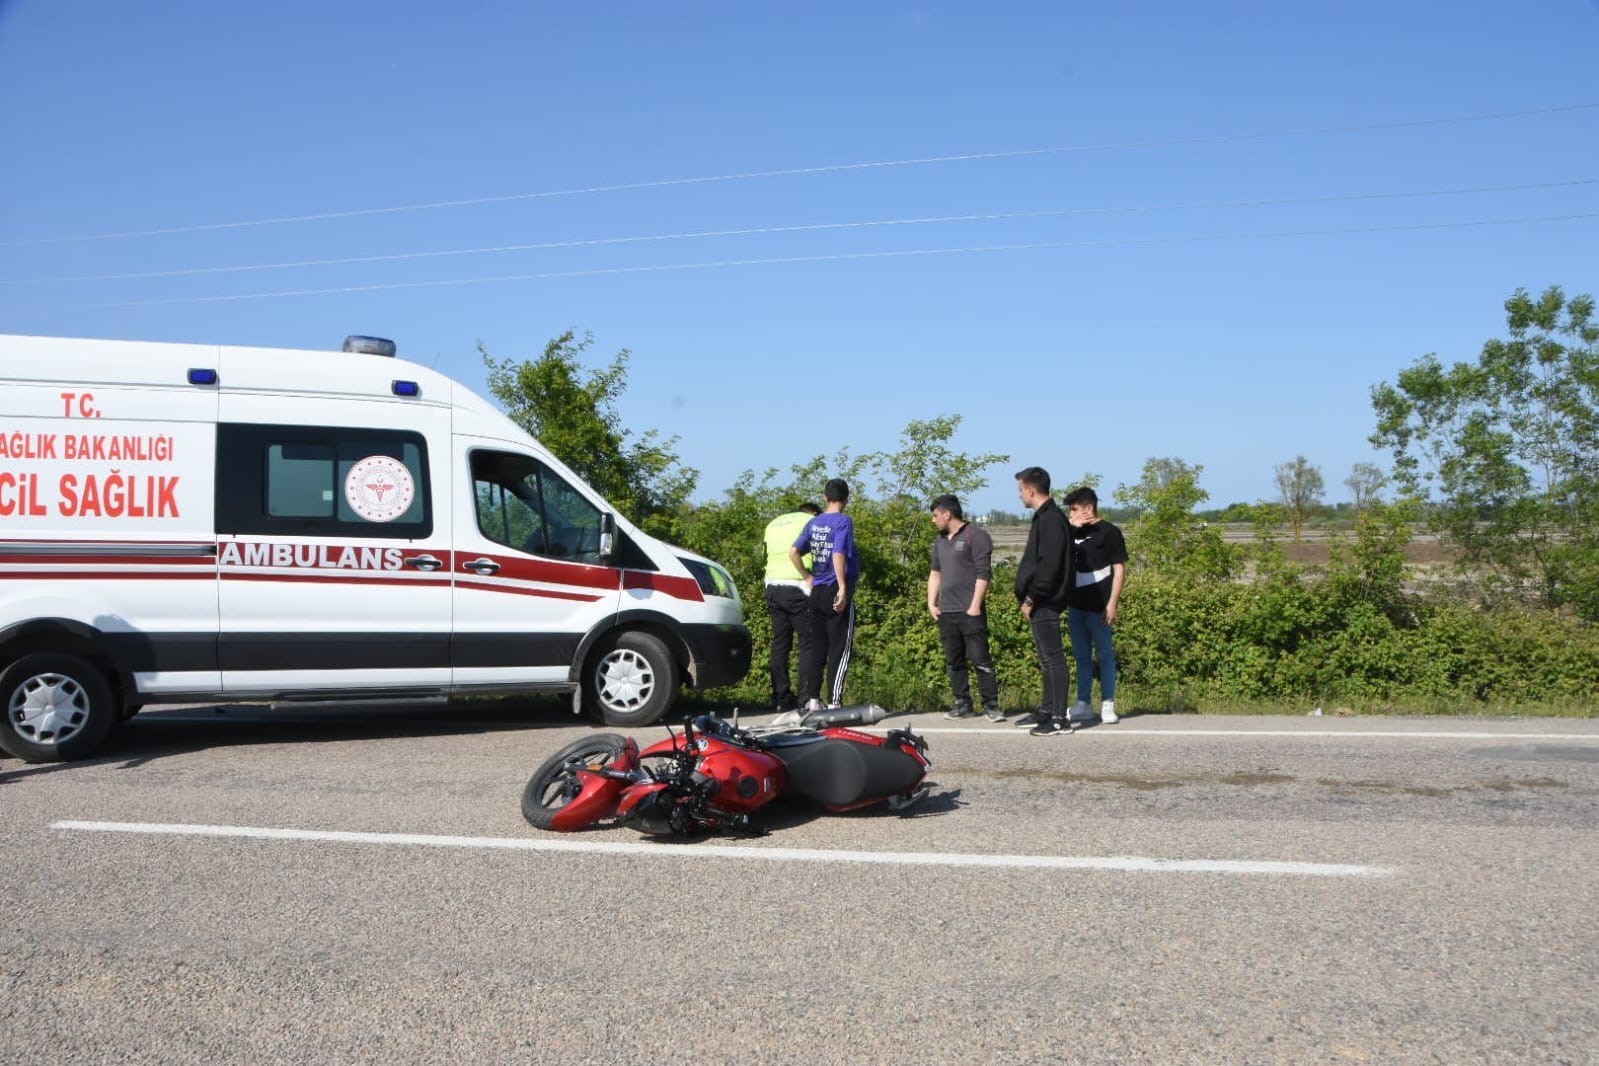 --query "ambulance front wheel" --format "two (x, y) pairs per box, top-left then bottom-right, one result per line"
(0, 653), (118, 763)
(584, 631), (678, 727)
